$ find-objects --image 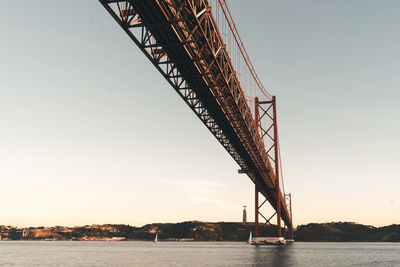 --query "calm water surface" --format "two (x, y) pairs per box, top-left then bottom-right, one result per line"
(1, 241), (399, 266)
